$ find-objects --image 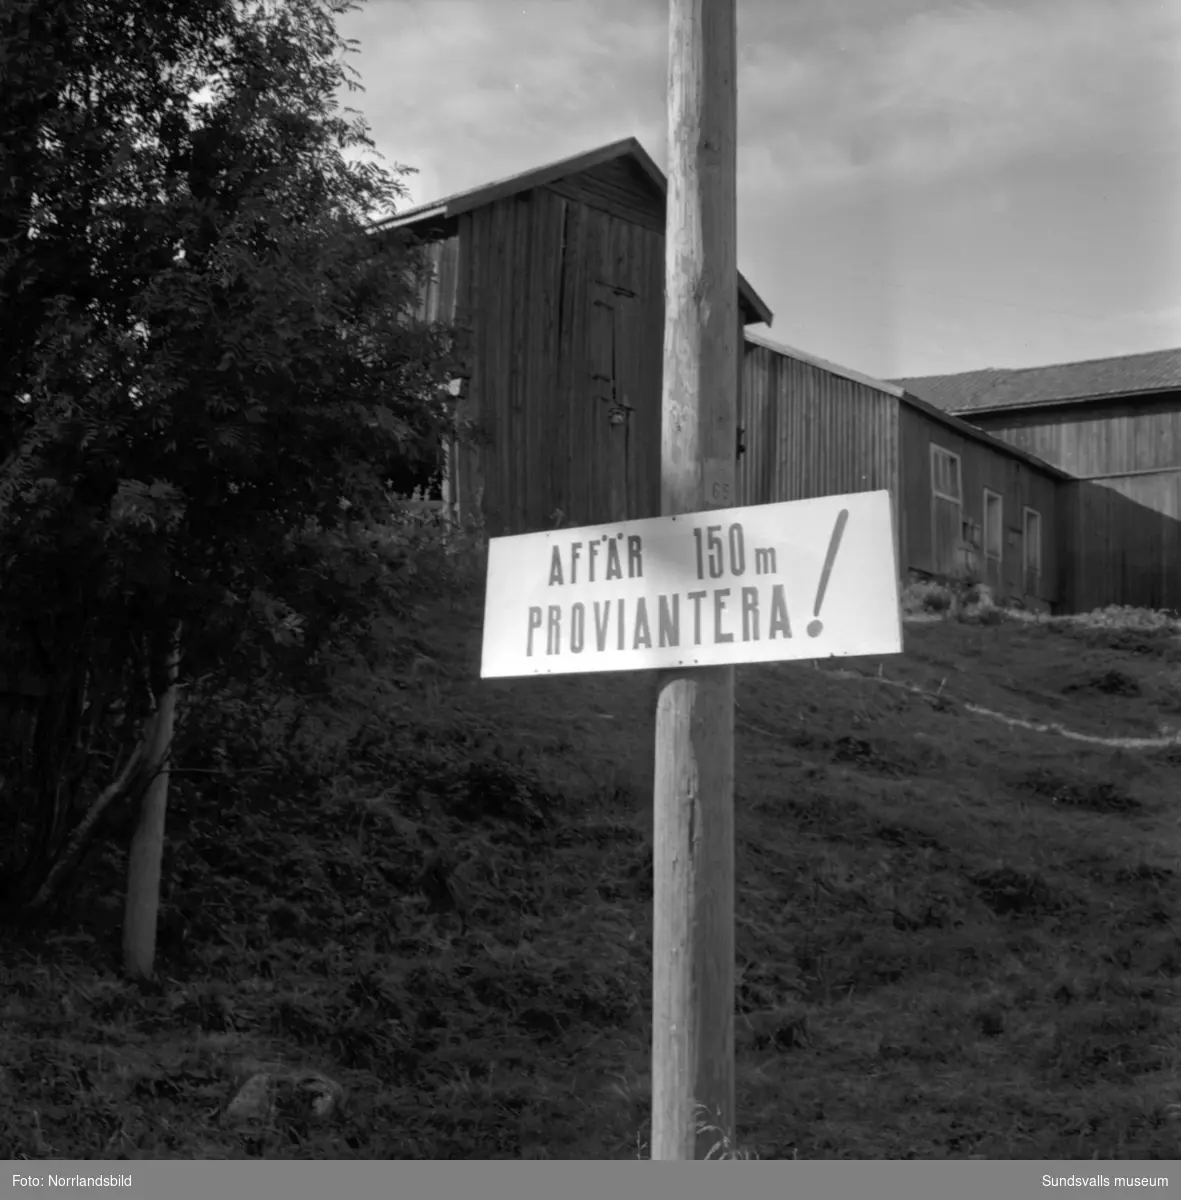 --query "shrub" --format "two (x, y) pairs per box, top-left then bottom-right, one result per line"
(901, 580), (954, 616)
